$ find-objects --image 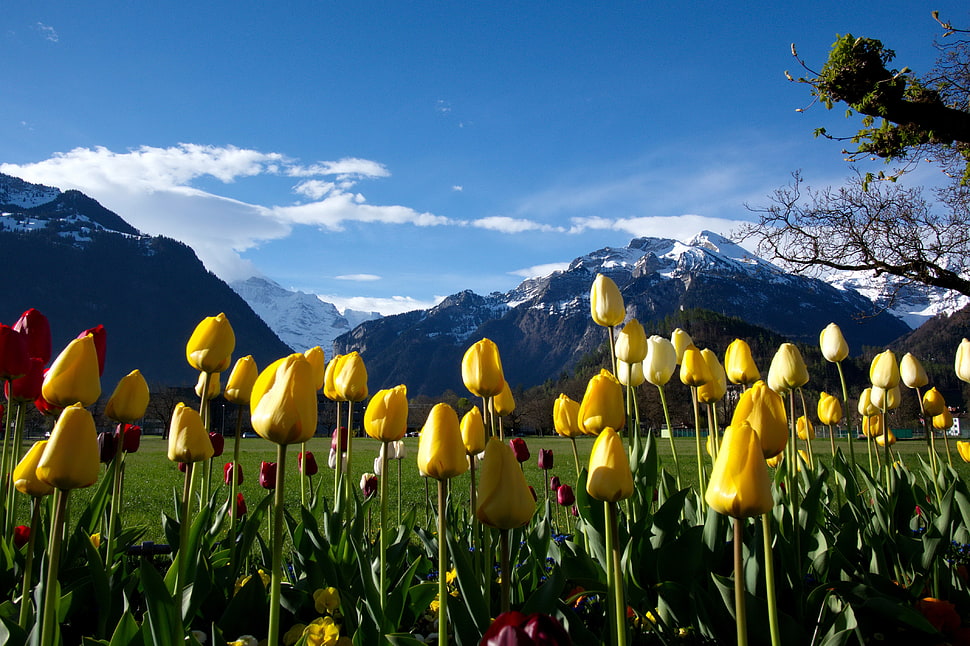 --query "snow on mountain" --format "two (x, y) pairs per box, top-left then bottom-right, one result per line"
(230, 276), (379, 354)
(827, 271), (970, 329)
(0, 175), (59, 208)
